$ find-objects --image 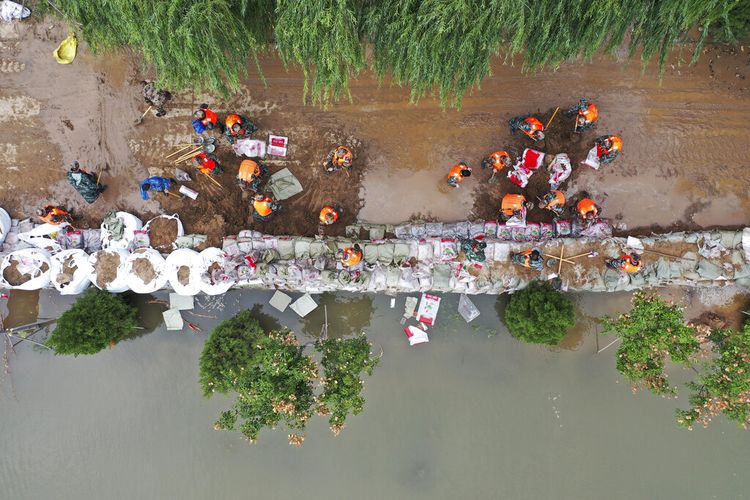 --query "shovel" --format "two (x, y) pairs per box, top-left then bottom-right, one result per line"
(134, 106), (153, 126)
(96, 163), (110, 185)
